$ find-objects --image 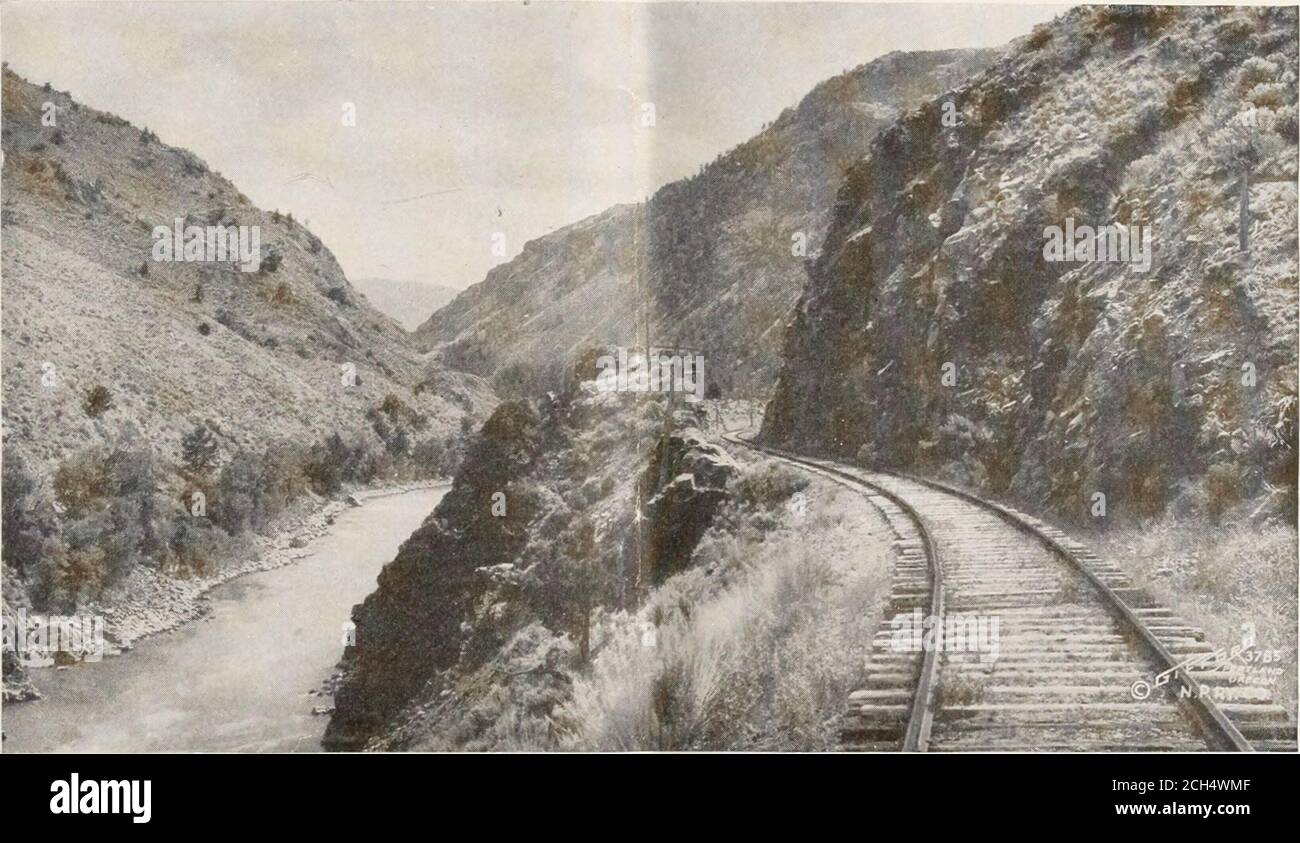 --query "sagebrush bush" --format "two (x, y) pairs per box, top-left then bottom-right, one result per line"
(1026, 23), (1053, 51)
(731, 462), (809, 512)
(165, 517), (225, 576)
(181, 424), (219, 474)
(558, 481), (885, 751)
(1203, 461), (1246, 522)
(2, 454), (58, 580)
(82, 384), (113, 418)
(53, 451), (110, 516)
(33, 446), (159, 607)
(214, 450), (262, 534)
(269, 281), (294, 306)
